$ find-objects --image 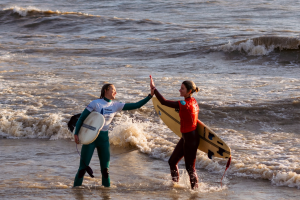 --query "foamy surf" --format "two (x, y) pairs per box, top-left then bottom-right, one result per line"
(2, 108), (300, 189)
(109, 116), (175, 159)
(108, 116), (300, 189)
(162, 169), (227, 193)
(0, 108), (71, 139)
(1, 86), (299, 189)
